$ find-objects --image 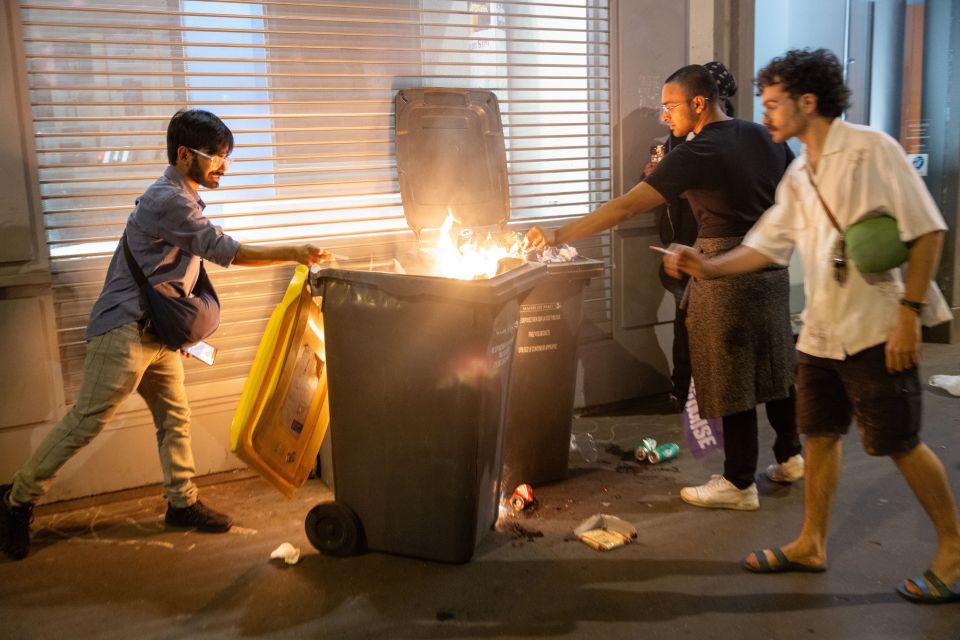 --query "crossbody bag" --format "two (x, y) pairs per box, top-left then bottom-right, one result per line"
(121, 233), (221, 350)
